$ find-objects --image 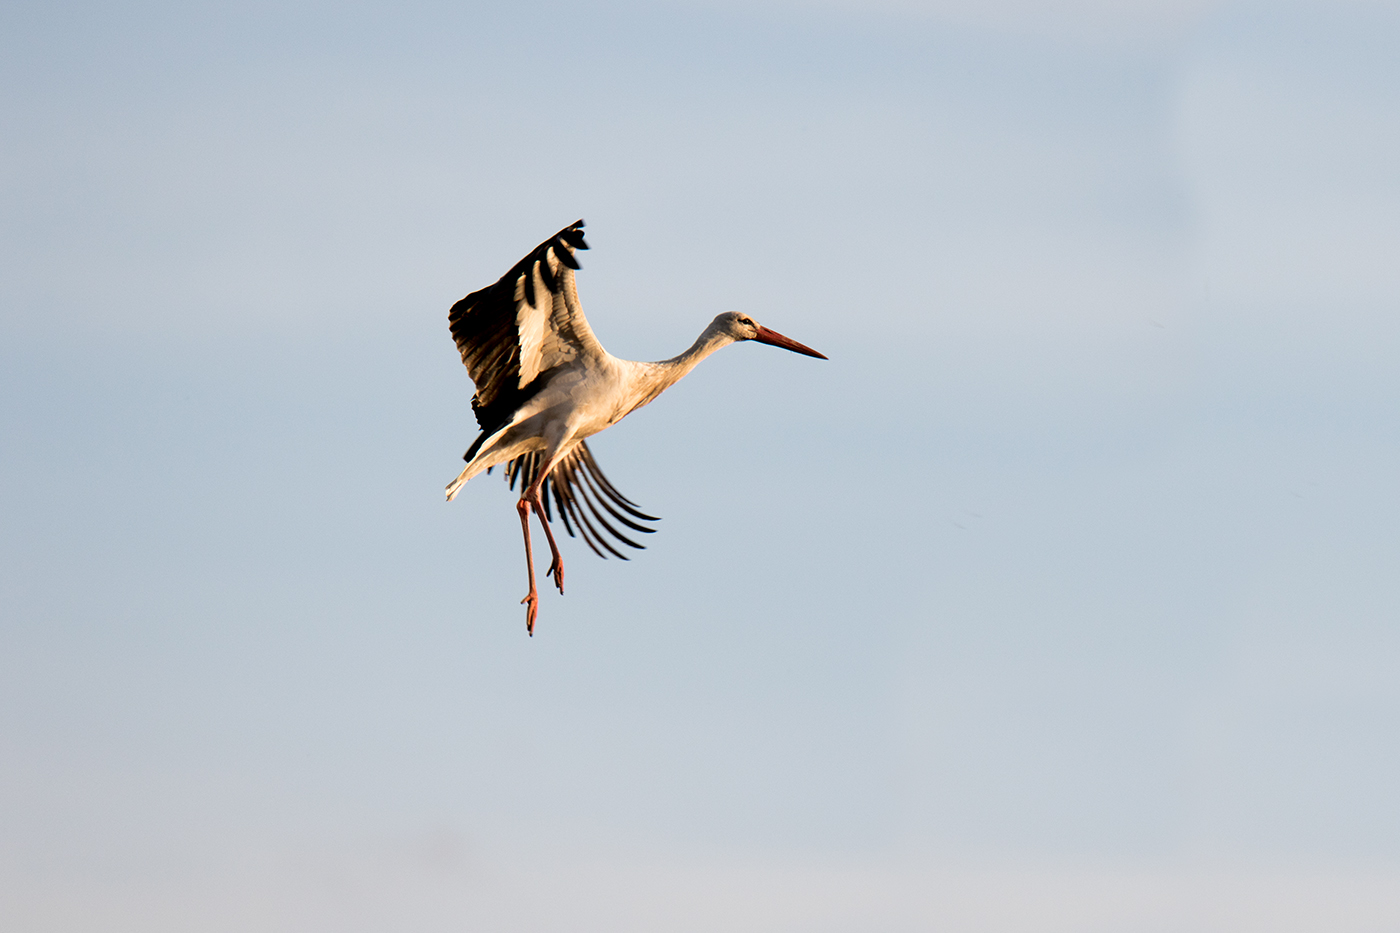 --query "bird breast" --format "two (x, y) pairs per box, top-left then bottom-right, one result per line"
(524, 359), (639, 443)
